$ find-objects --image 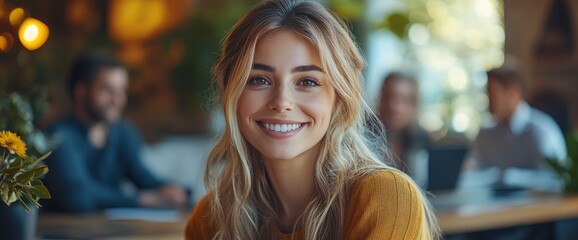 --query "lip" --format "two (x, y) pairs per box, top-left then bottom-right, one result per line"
(256, 119), (307, 139)
(257, 119), (306, 124)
